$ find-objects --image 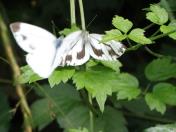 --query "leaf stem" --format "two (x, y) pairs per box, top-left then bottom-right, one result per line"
(88, 93), (94, 132)
(150, 29), (176, 41)
(78, 0), (86, 30)
(145, 46), (163, 58)
(70, 0), (76, 25)
(143, 23), (155, 30)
